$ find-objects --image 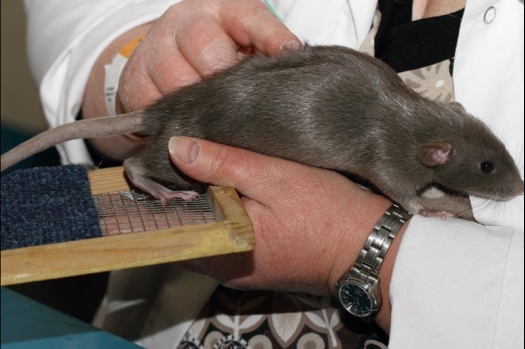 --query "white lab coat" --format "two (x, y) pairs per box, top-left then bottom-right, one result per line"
(24, 0), (524, 348)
